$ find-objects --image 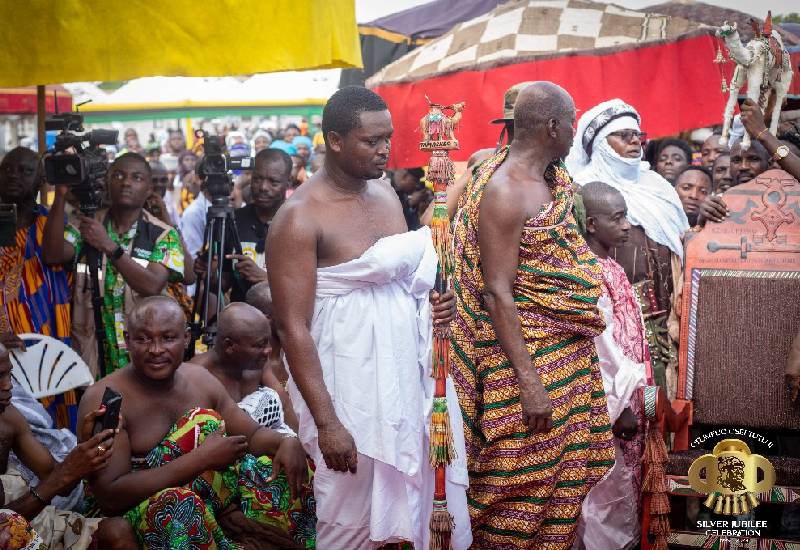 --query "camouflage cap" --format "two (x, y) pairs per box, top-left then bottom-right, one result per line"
(491, 81), (536, 124)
